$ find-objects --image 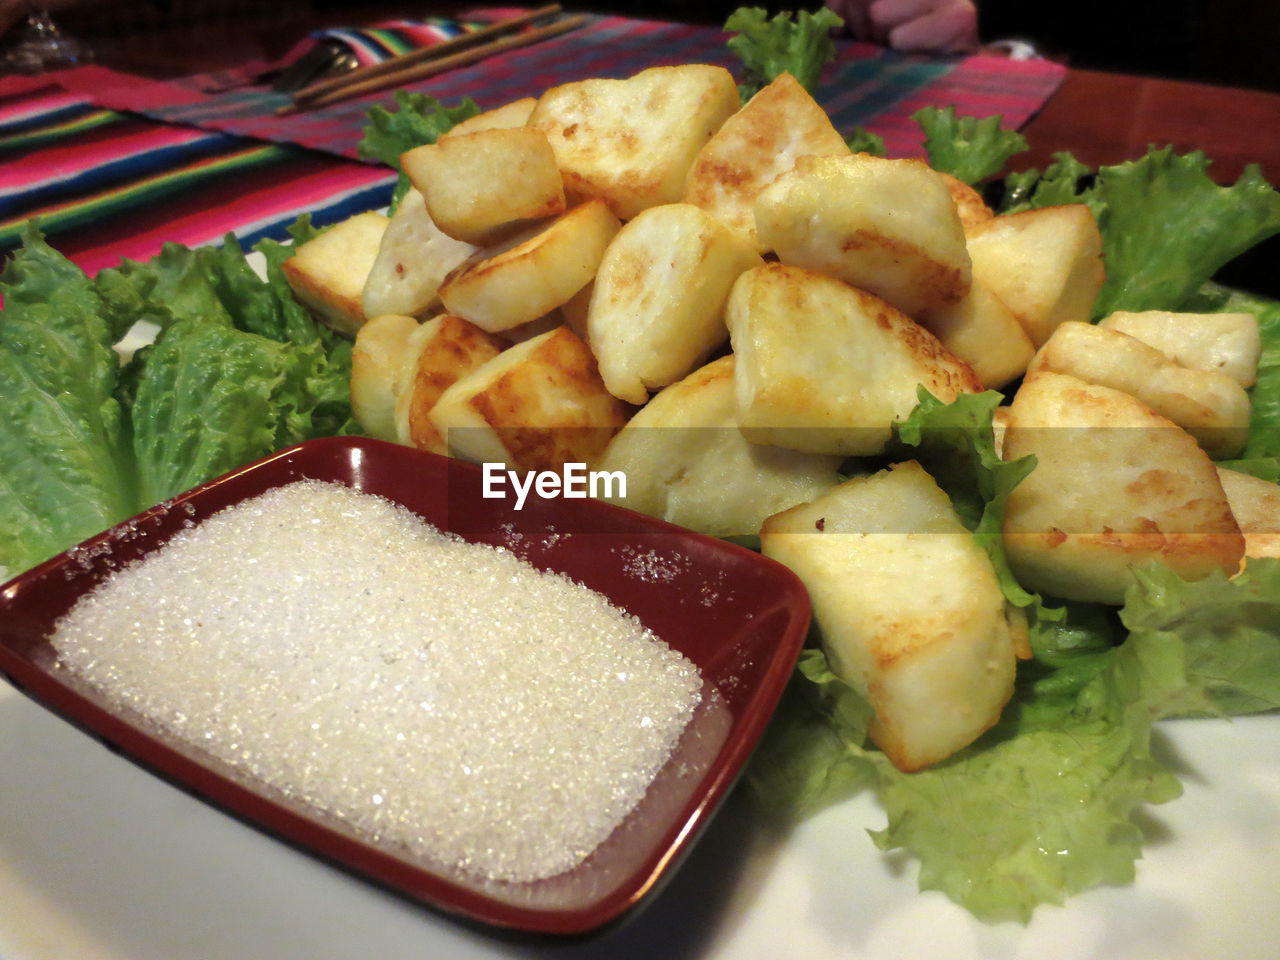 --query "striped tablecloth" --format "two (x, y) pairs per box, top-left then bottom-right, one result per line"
(0, 76), (395, 276)
(1, 12), (1065, 277)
